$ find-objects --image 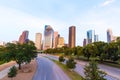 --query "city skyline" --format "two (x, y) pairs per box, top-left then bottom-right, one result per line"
(0, 0), (120, 46)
